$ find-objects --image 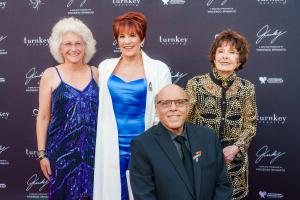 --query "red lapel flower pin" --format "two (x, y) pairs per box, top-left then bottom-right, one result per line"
(193, 151), (202, 162)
